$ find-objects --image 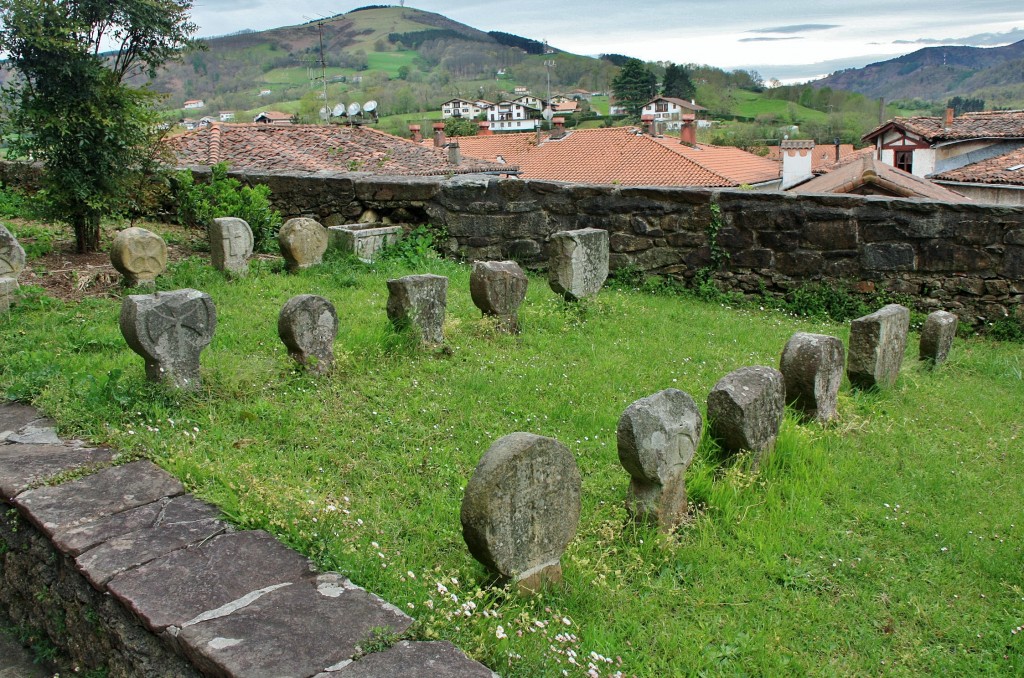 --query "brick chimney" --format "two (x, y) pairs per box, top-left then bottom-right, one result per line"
(641, 114), (656, 136)
(408, 124), (422, 143)
(780, 139), (814, 190)
(944, 107), (954, 129)
(551, 116), (566, 138)
(448, 140), (461, 165)
(433, 122), (446, 148)
(478, 120), (493, 136)
(680, 114), (696, 147)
